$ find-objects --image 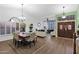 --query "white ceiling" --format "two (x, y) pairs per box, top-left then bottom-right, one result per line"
(23, 4), (79, 19)
(0, 4), (79, 20)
